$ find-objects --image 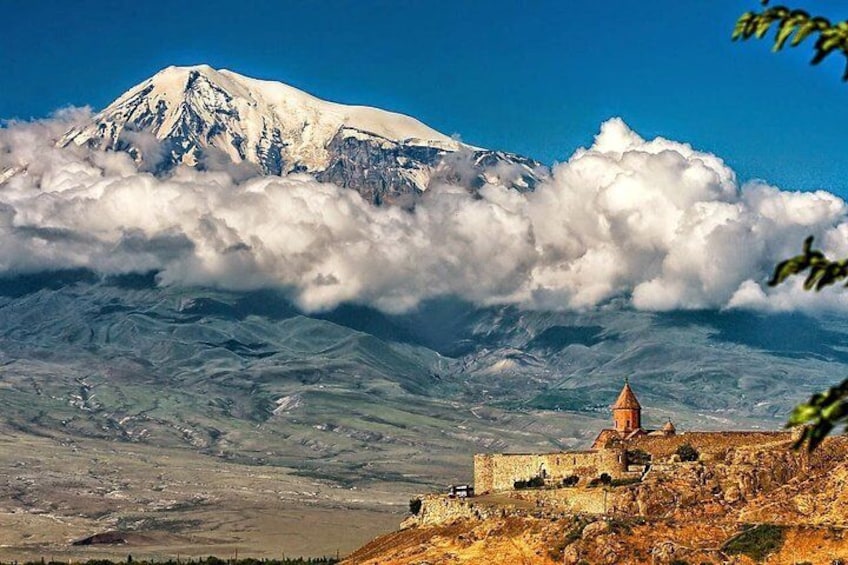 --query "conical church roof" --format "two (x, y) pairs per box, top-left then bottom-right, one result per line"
(612, 380), (641, 410)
